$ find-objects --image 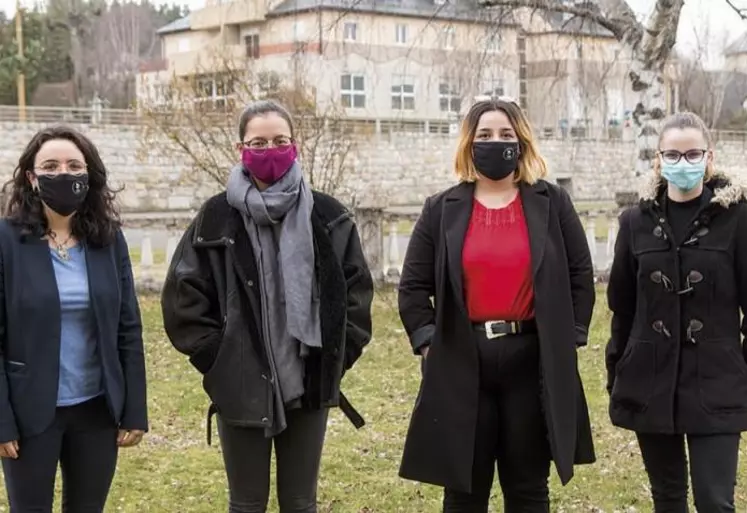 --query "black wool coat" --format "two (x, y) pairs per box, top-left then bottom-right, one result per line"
(161, 191), (374, 434)
(397, 180), (596, 493)
(606, 172), (747, 434)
